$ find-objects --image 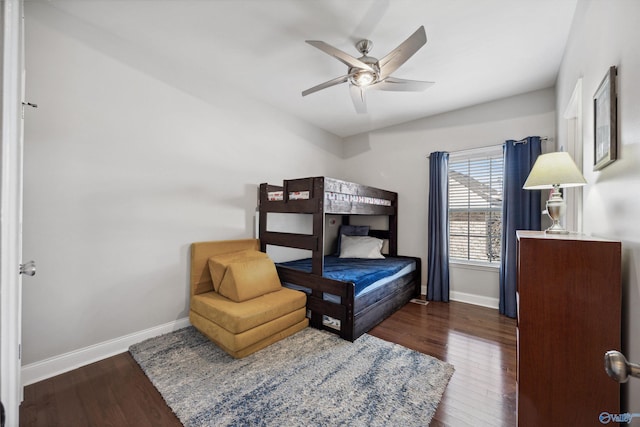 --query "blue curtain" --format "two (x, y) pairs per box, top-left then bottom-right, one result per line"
(499, 137), (542, 317)
(427, 152), (450, 302)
